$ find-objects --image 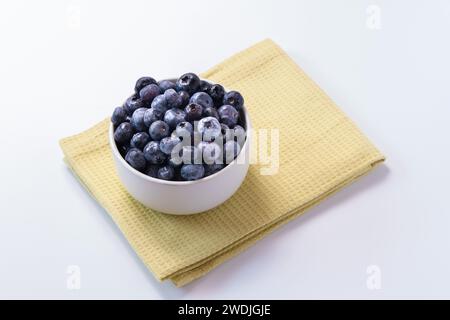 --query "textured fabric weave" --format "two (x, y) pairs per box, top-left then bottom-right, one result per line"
(60, 39), (385, 286)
